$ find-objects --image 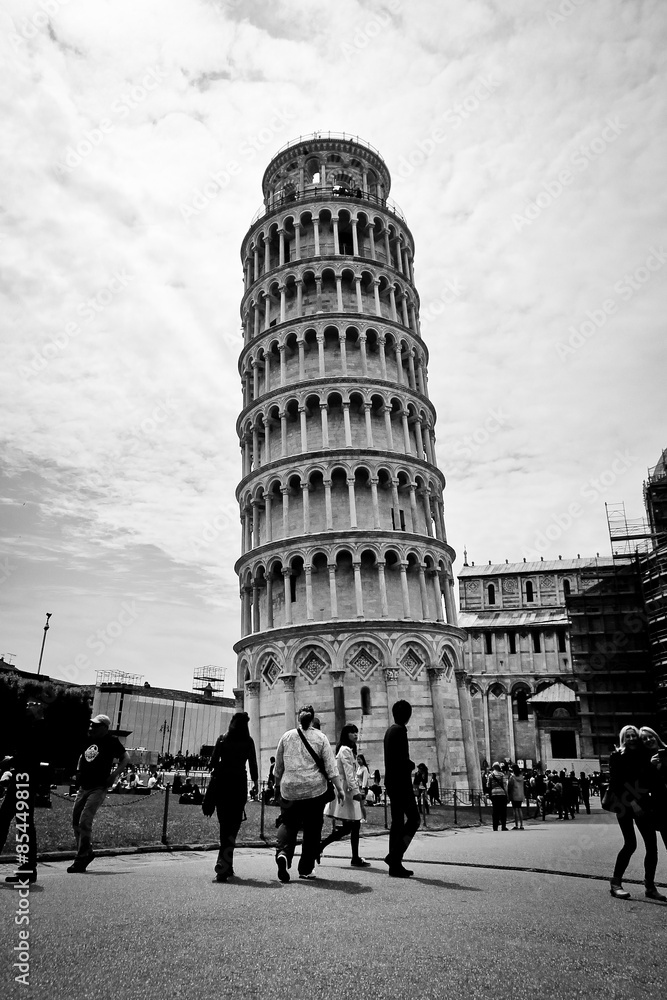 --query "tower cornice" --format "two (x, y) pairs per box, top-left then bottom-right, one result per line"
(236, 376), (435, 432)
(234, 528), (457, 575)
(235, 447), (446, 498)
